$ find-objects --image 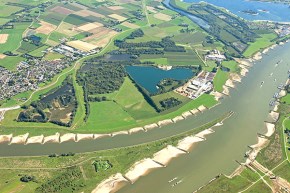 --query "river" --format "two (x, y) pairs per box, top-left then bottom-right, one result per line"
(0, 1), (290, 193)
(117, 41), (290, 193)
(185, 0), (290, 22)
